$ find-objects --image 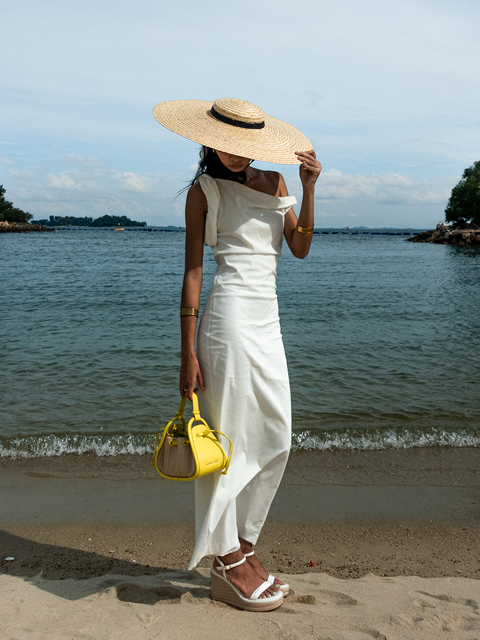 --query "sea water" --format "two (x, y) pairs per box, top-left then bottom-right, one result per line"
(1, 230), (479, 457)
